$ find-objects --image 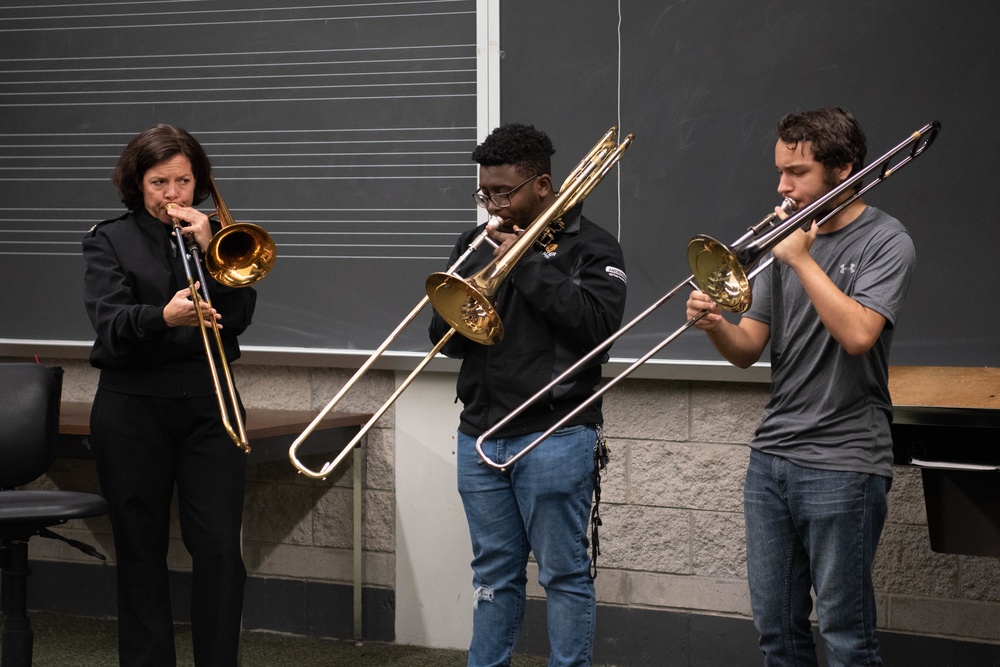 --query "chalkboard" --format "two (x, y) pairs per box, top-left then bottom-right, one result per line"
(0, 0), (479, 353)
(1, 0), (998, 368)
(499, 0), (999, 367)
